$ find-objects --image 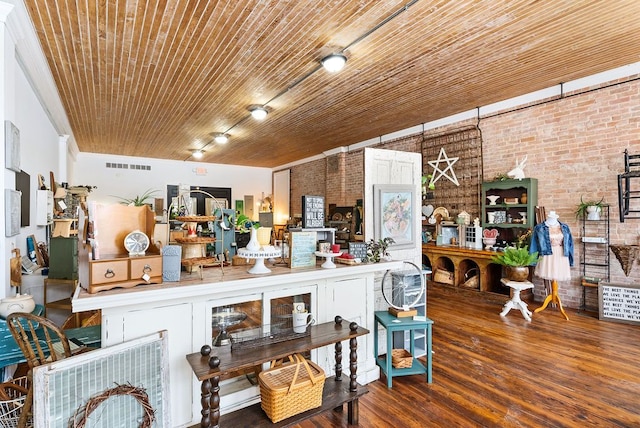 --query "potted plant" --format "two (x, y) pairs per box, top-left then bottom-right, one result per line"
(491, 245), (539, 282)
(235, 214), (261, 250)
(575, 196), (605, 220)
(113, 188), (159, 206)
(365, 237), (395, 263)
